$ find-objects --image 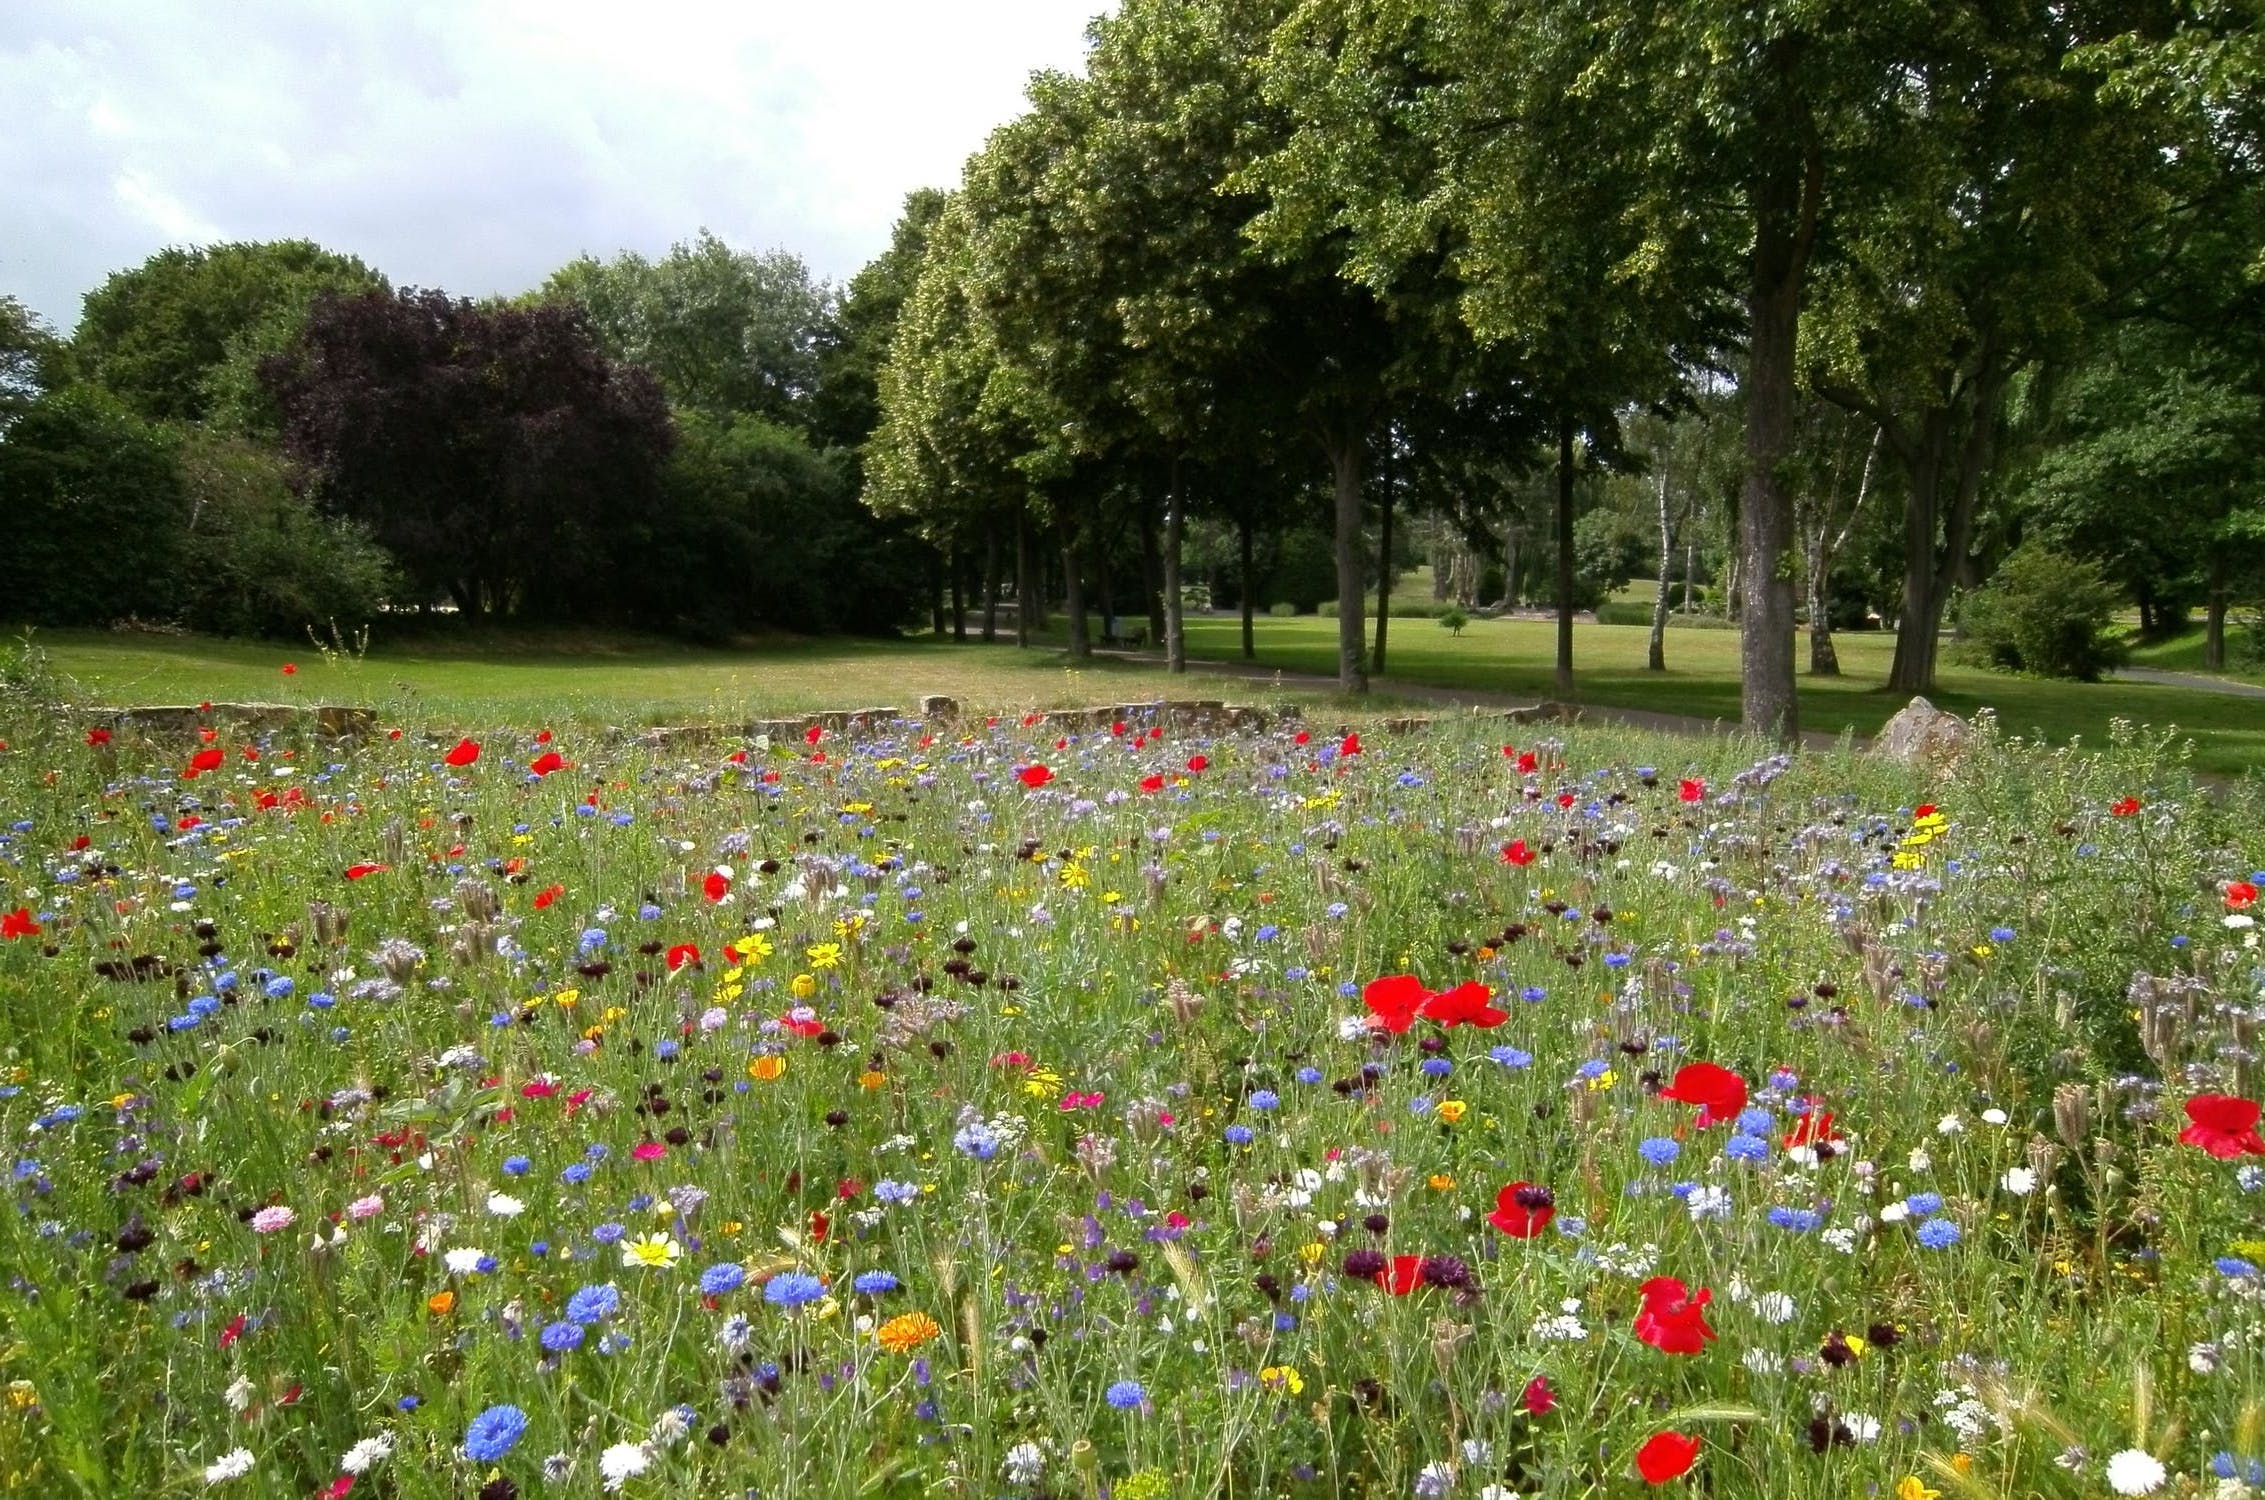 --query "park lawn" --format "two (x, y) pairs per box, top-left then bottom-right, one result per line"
(1177, 614), (2265, 777)
(2124, 627), (2265, 686)
(18, 627), (1328, 729)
